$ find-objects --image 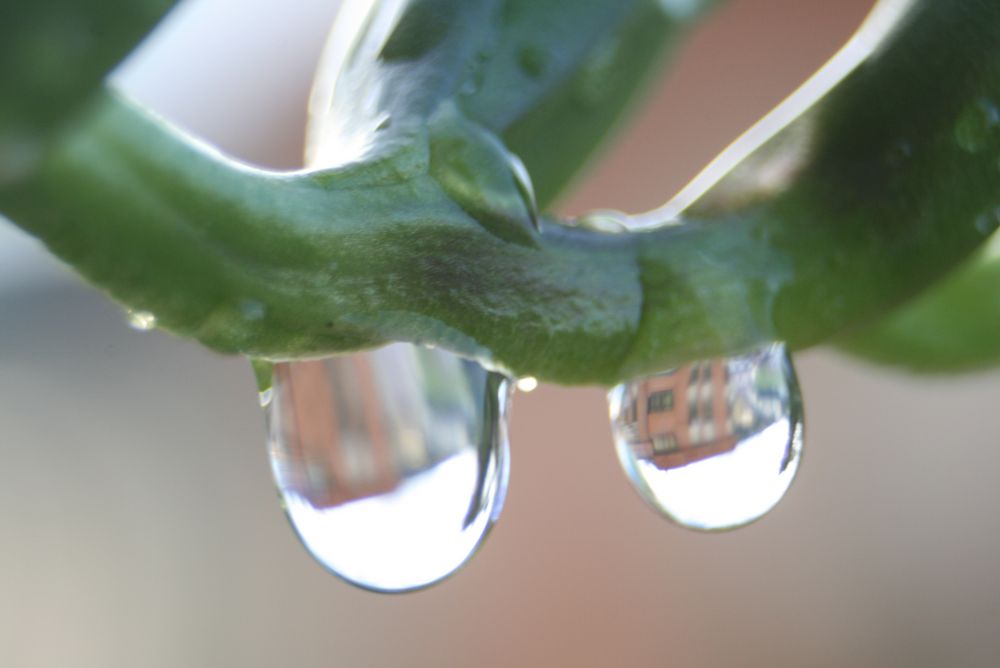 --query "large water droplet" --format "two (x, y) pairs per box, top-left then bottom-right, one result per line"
(265, 344), (512, 592)
(608, 343), (803, 531)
